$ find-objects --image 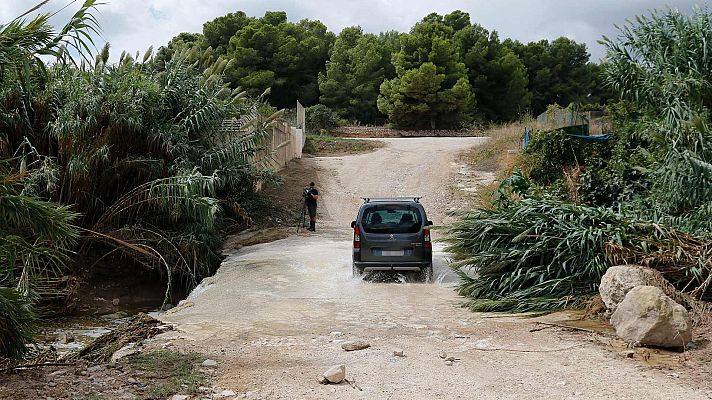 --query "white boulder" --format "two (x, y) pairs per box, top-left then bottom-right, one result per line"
(599, 265), (653, 311)
(319, 364), (346, 384)
(611, 286), (692, 348)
